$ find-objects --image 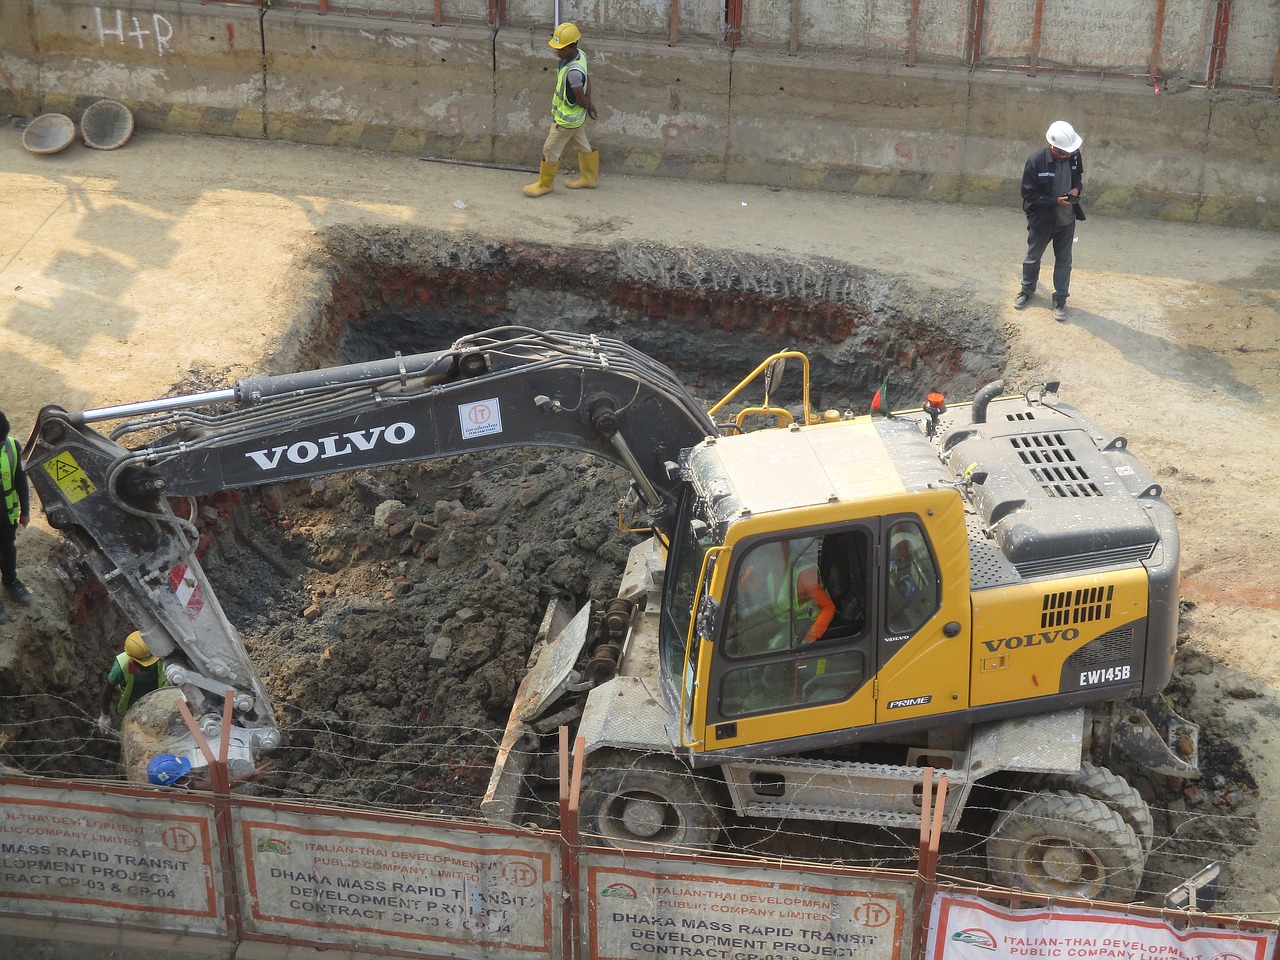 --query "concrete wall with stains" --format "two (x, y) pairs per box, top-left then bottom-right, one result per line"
(1, 0), (1277, 228)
